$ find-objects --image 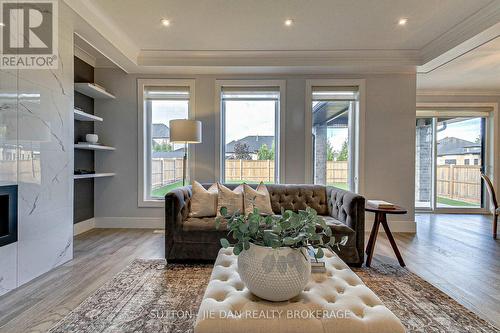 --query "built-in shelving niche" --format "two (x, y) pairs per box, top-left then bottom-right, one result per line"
(73, 56), (115, 225)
